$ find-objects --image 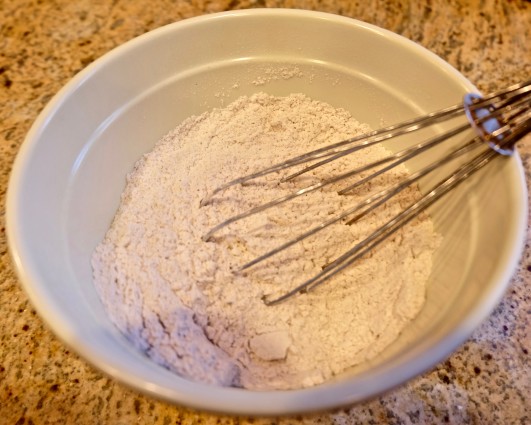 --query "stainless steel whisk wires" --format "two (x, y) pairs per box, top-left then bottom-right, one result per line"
(201, 80), (531, 305)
